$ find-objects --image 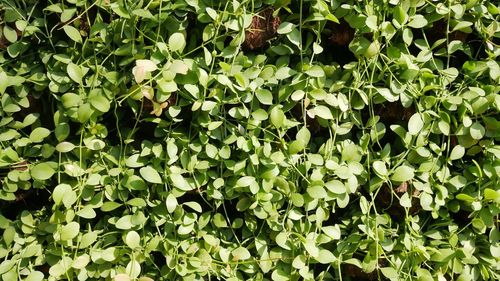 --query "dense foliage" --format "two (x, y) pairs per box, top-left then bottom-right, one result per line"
(0, 0), (499, 280)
